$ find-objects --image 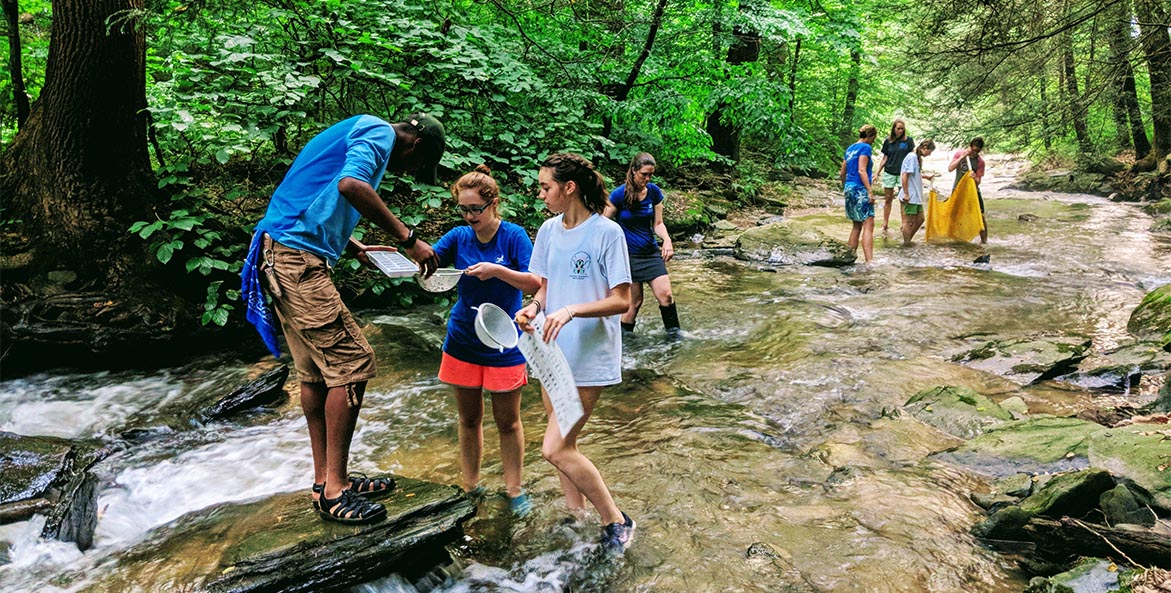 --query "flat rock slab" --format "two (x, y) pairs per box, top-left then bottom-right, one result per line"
(1088, 423), (1171, 512)
(953, 336), (1091, 385)
(931, 416), (1106, 478)
(734, 219), (856, 267)
(83, 477), (474, 593)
